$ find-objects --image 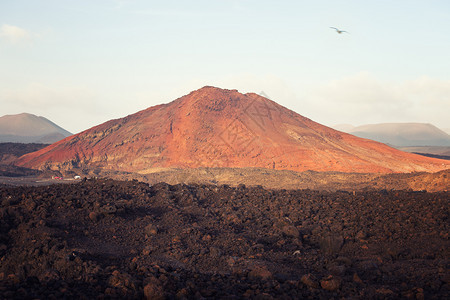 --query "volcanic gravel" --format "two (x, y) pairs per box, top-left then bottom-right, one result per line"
(0, 179), (449, 299)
